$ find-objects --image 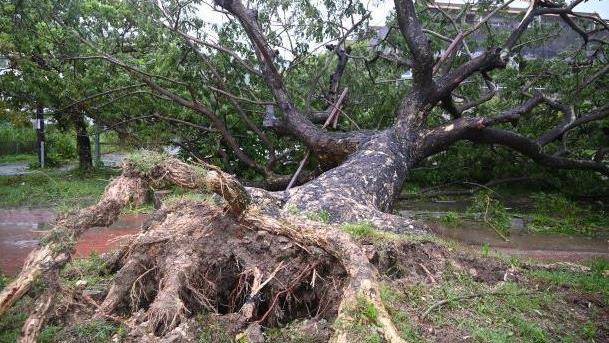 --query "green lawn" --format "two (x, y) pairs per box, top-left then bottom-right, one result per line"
(0, 168), (118, 209)
(0, 153), (37, 165)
